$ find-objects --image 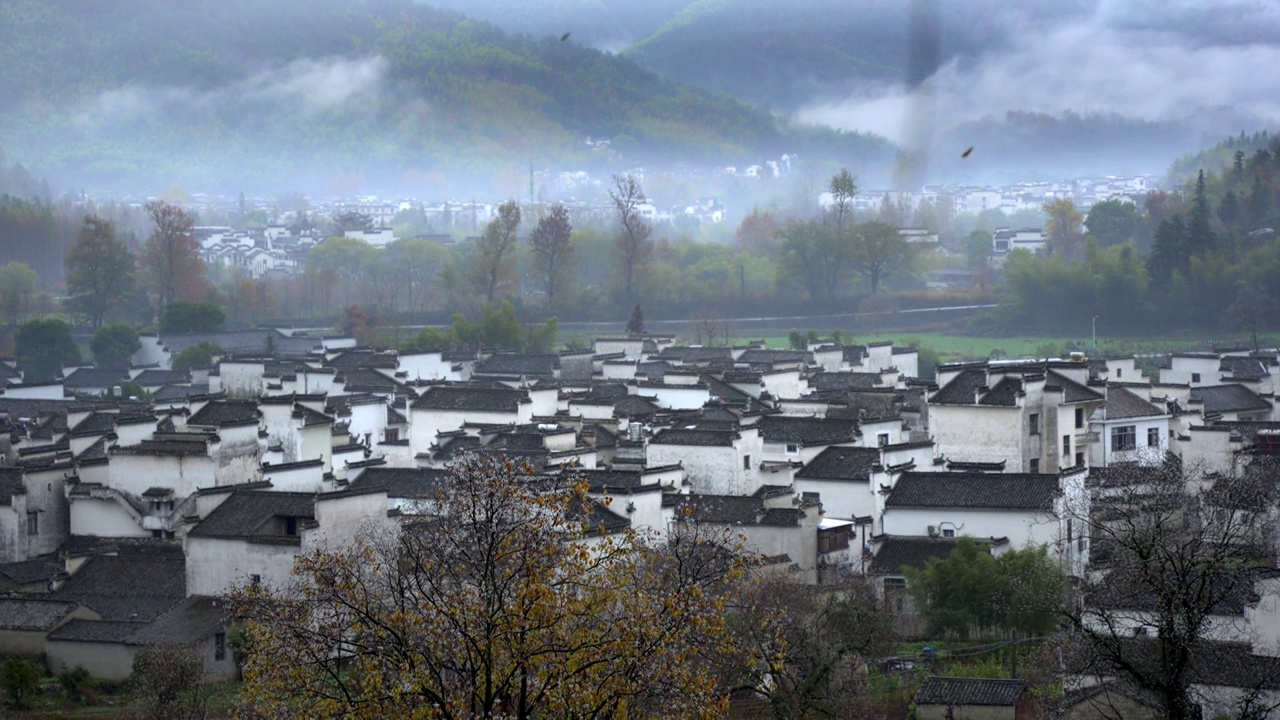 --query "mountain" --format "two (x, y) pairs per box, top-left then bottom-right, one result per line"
(0, 0), (891, 195)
